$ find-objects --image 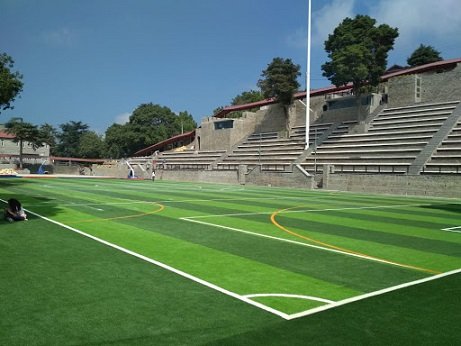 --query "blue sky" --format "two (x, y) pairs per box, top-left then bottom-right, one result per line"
(1, 0), (460, 133)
